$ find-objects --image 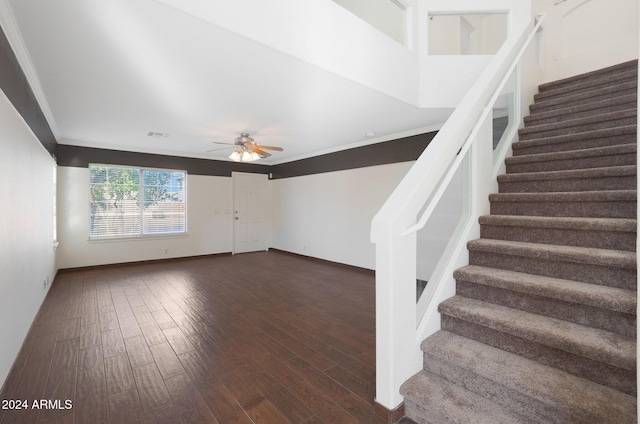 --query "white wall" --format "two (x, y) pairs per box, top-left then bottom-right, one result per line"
(0, 89), (57, 389)
(57, 169), (234, 268)
(332, 0), (406, 44)
(58, 160), (413, 271)
(271, 162), (413, 269)
(478, 13), (509, 54)
(534, 0), (639, 82)
(427, 15), (462, 54)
